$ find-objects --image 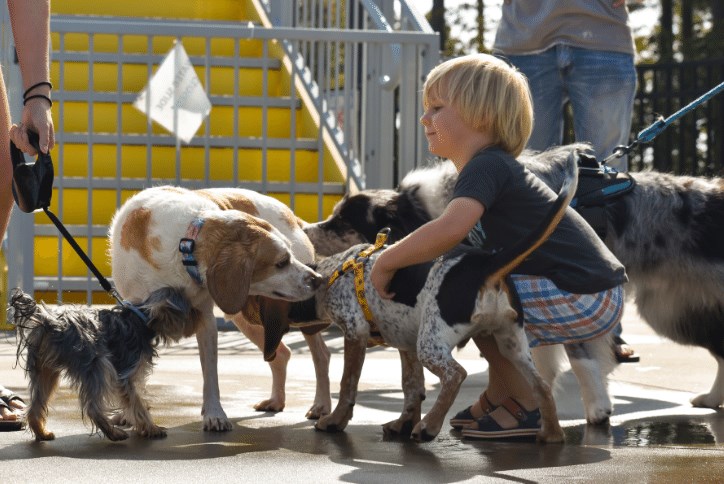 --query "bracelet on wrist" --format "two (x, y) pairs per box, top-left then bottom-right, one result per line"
(23, 94), (53, 107)
(23, 81), (53, 100)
